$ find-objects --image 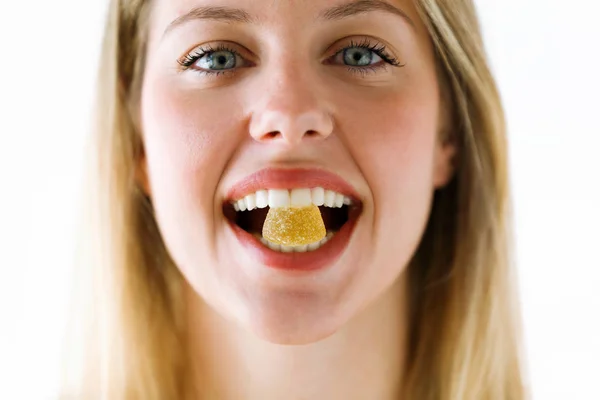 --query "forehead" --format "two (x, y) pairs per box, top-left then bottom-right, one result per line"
(149, 0), (422, 39)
